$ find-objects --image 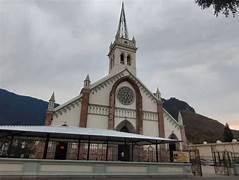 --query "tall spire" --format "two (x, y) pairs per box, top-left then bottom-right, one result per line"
(116, 2), (129, 39)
